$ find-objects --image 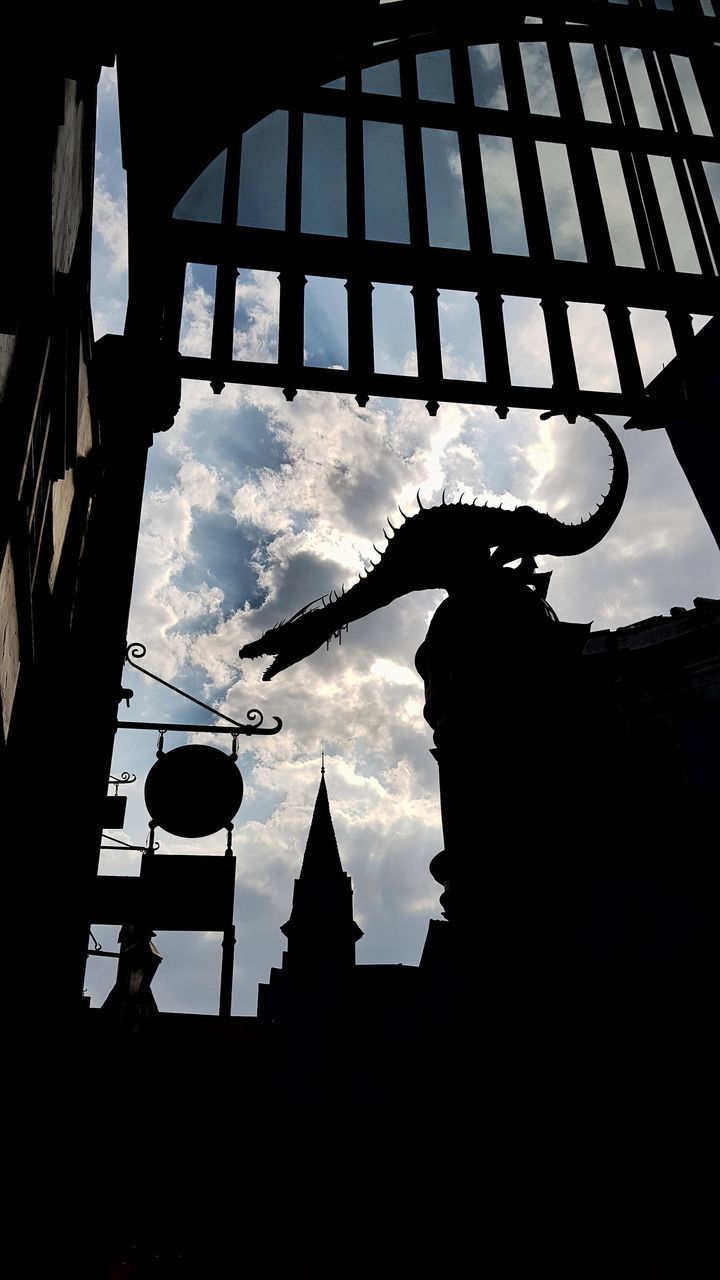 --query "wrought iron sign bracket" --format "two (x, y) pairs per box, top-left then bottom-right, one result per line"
(116, 642), (282, 738)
